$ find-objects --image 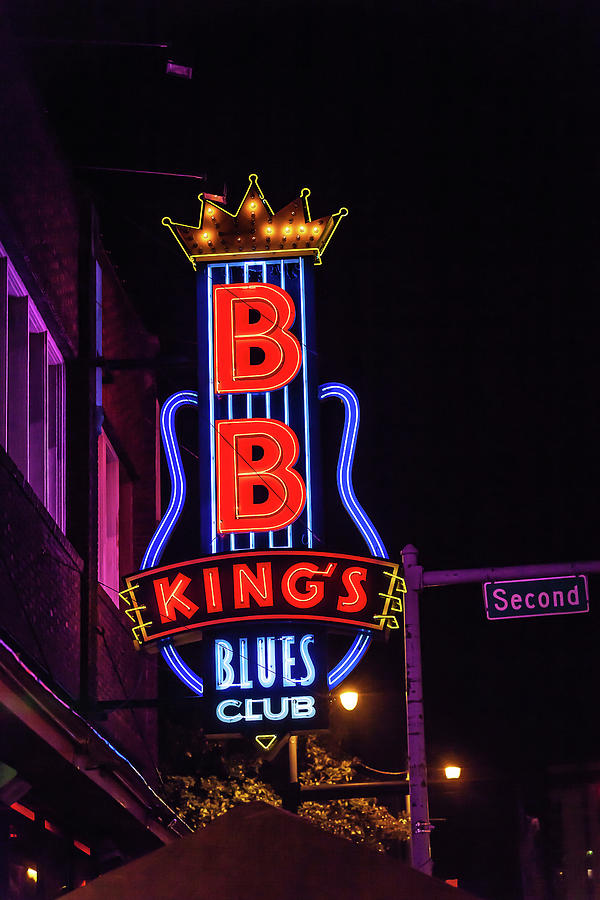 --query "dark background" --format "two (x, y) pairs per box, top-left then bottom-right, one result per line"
(6, 0), (600, 893)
